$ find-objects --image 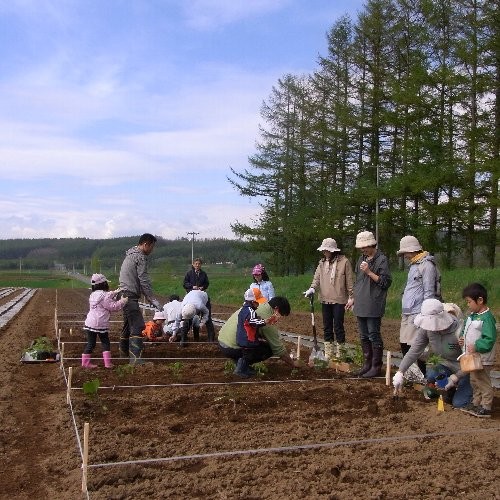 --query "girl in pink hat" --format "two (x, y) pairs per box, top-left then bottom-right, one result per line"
(249, 263), (275, 301)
